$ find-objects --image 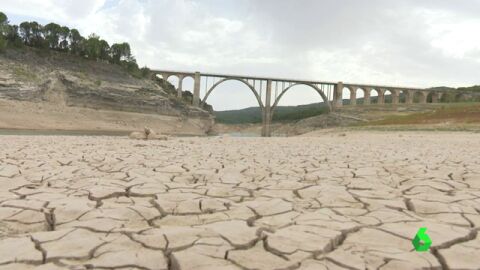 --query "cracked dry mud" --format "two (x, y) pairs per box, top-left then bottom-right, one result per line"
(0, 132), (479, 270)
